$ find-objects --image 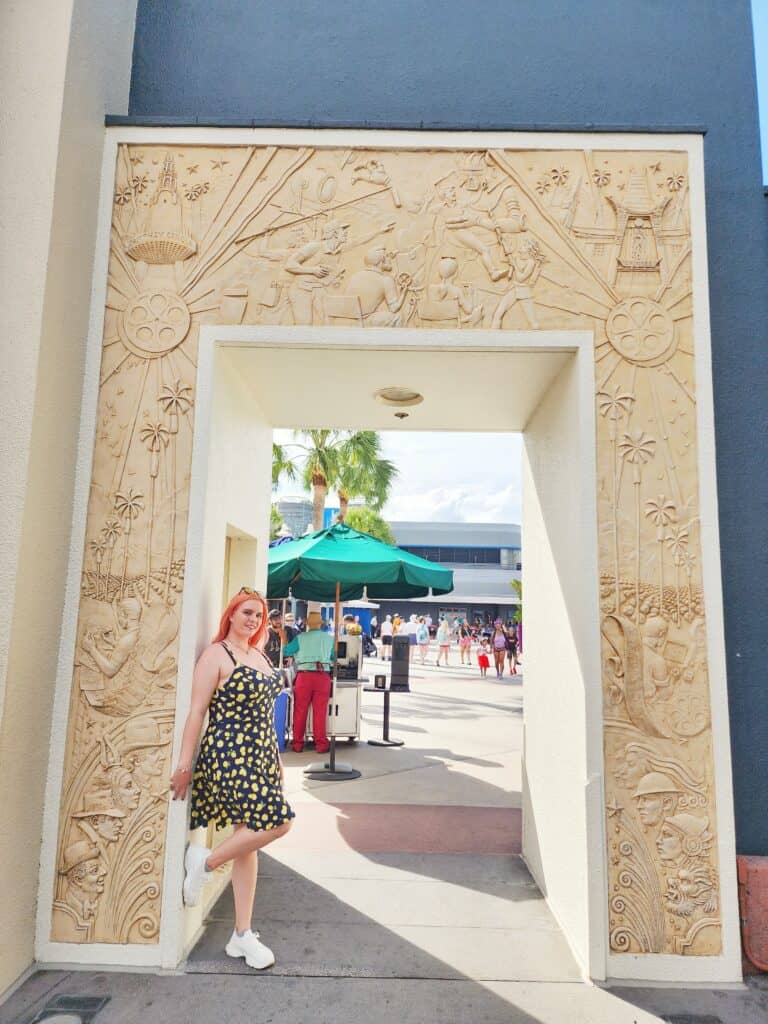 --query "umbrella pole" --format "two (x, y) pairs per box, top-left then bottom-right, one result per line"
(303, 580), (361, 781)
